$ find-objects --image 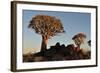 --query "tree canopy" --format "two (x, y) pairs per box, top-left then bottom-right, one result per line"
(28, 15), (65, 39)
(72, 33), (86, 47)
